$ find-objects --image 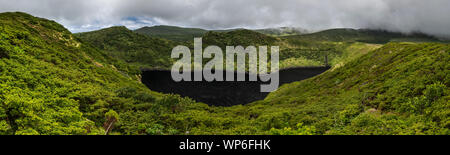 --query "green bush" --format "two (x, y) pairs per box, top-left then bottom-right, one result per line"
(269, 123), (316, 135)
(424, 82), (446, 103)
